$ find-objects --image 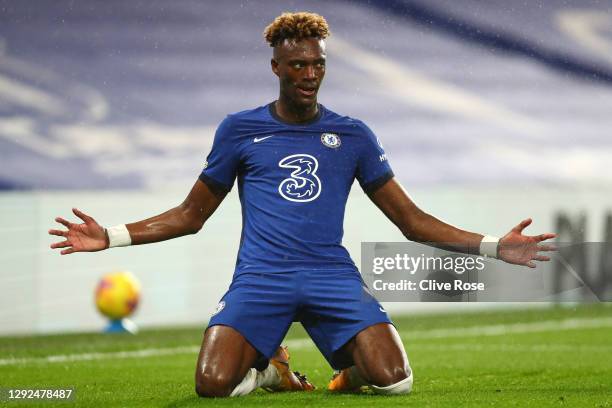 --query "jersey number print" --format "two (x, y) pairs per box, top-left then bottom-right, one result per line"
(278, 154), (322, 202)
